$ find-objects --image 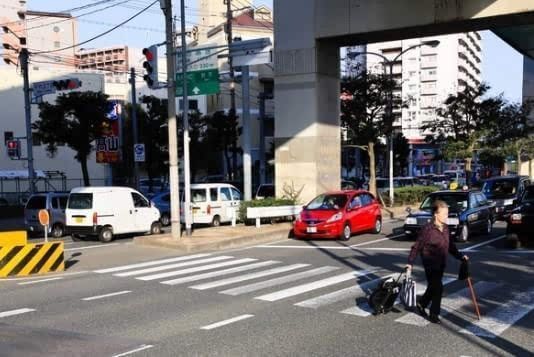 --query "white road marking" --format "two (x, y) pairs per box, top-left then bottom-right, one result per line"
(65, 243), (121, 251)
(136, 258), (258, 281)
(114, 256), (233, 277)
(358, 248), (411, 251)
(255, 269), (378, 302)
(200, 314), (254, 330)
(0, 271), (89, 282)
(189, 264), (308, 290)
(162, 261), (283, 286)
(220, 266), (339, 296)
(18, 277), (64, 285)
(81, 290), (131, 301)
(396, 281), (501, 326)
(340, 276), (455, 317)
(295, 274), (395, 309)
(460, 287), (534, 338)
(0, 308), (35, 318)
(462, 235), (506, 251)
(94, 254), (212, 273)
(112, 344), (154, 357)
(349, 235), (405, 248)
(253, 245), (356, 250)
